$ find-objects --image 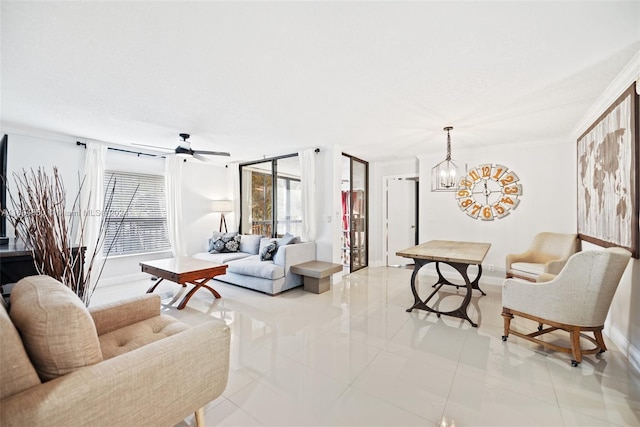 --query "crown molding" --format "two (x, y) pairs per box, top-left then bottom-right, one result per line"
(571, 51), (640, 140)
